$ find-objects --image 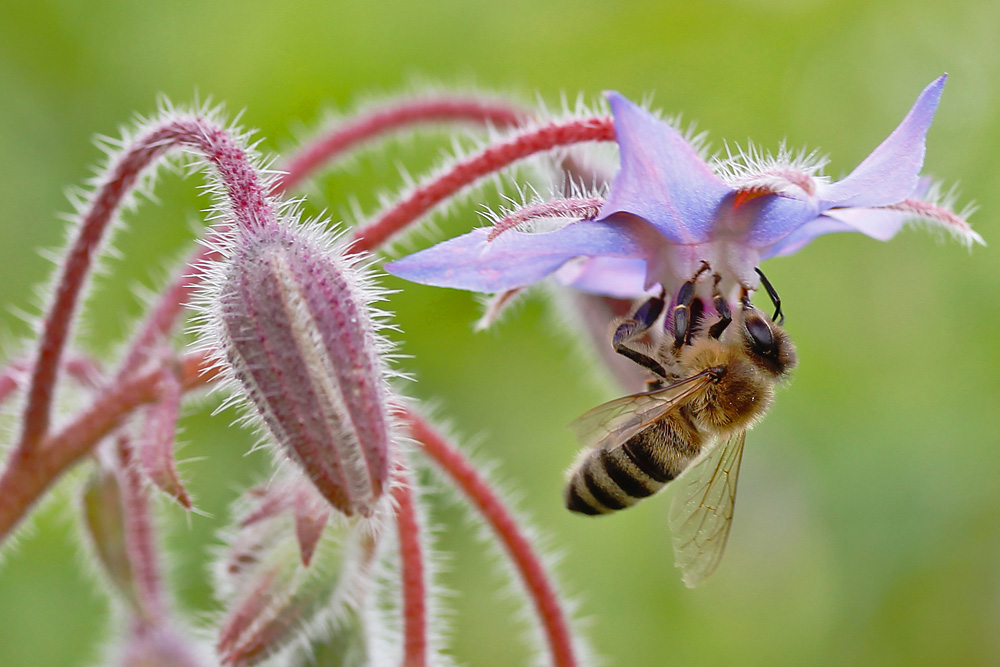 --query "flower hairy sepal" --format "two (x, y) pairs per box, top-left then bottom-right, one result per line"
(214, 475), (384, 666)
(196, 216), (398, 517)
